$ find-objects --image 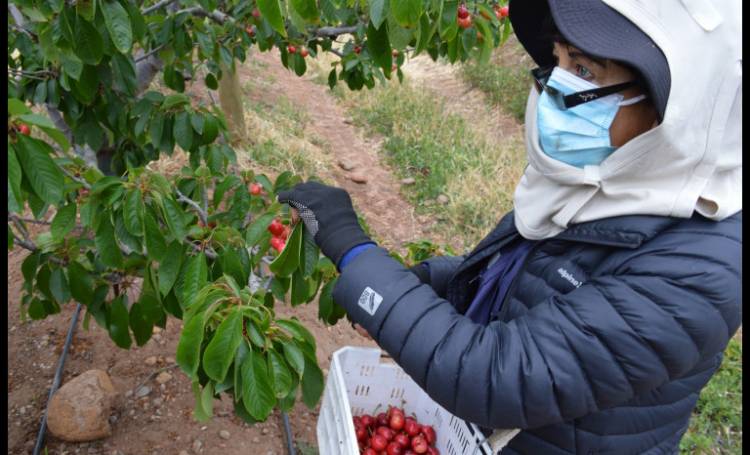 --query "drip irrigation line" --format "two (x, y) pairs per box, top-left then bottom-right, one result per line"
(281, 411), (296, 455)
(33, 303), (83, 455)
